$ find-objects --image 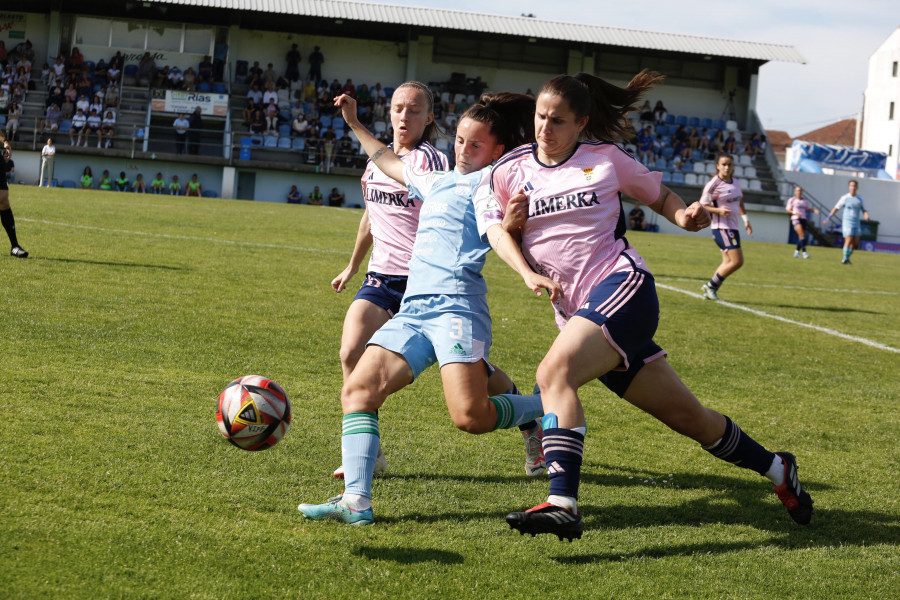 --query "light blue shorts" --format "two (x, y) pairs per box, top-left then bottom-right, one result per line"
(367, 294), (492, 380)
(842, 222), (861, 237)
